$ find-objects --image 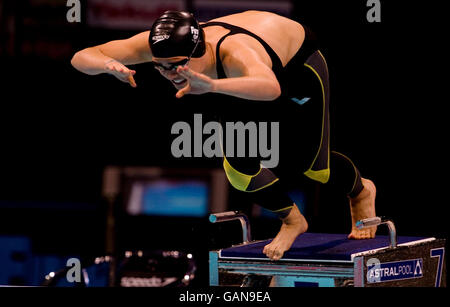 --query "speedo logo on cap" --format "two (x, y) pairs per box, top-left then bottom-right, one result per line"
(152, 34), (170, 44)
